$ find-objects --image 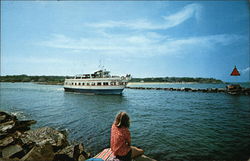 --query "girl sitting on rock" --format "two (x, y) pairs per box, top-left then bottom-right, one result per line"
(111, 112), (144, 161)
